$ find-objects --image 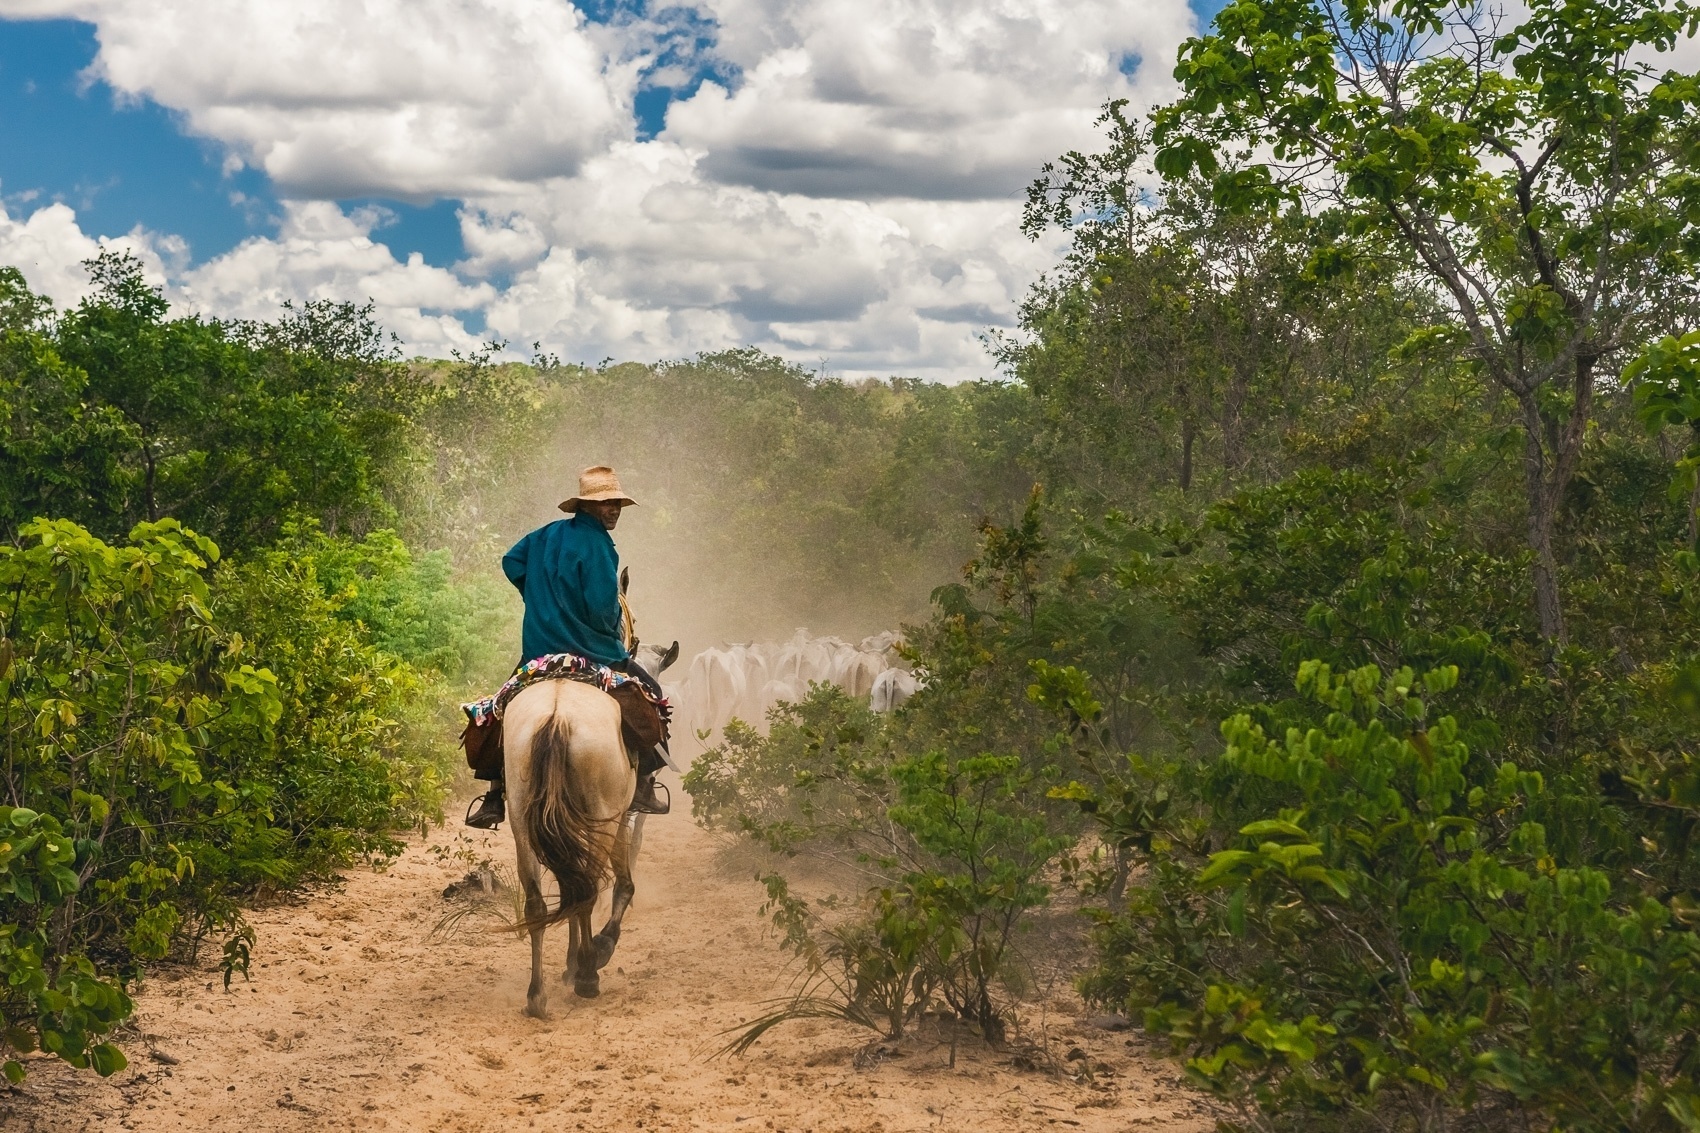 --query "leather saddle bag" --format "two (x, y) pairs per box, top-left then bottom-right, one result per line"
(461, 716), (505, 776)
(609, 682), (667, 757)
